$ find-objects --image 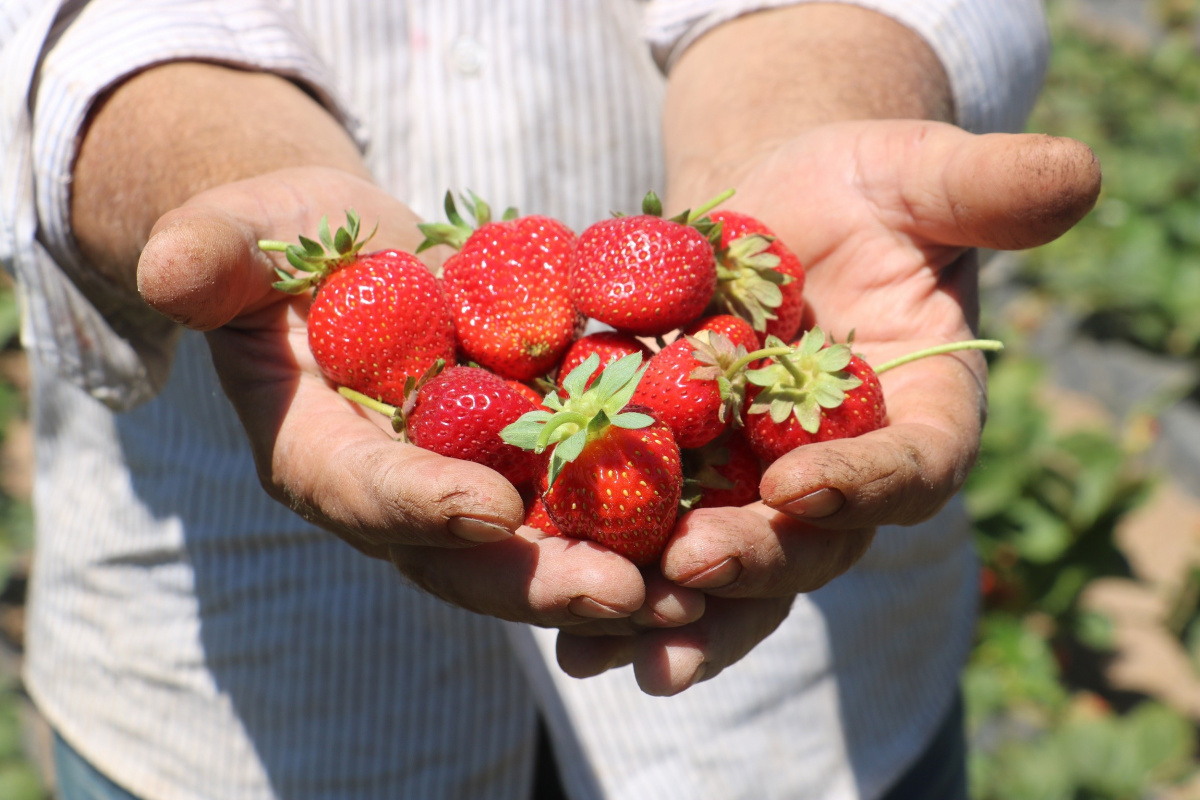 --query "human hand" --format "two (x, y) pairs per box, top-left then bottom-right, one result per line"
(136, 165), (706, 633)
(556, 120), (1100, 693)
